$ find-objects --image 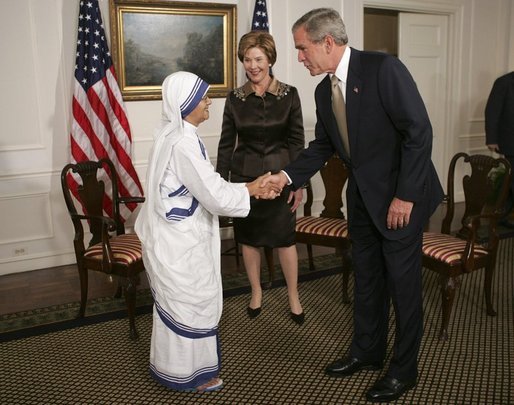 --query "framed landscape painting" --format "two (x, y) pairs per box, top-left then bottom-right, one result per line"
(109, 0), (236, 100)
